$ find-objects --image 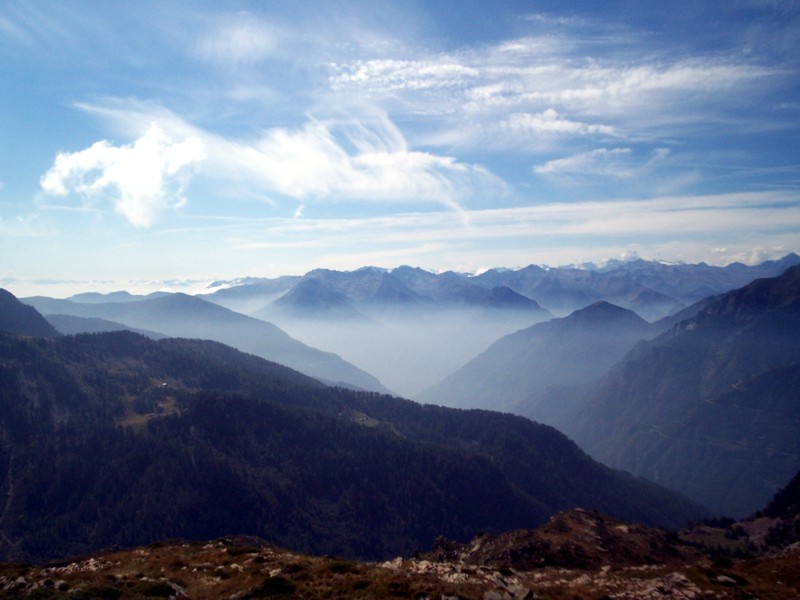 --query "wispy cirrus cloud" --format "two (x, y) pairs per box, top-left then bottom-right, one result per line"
(327, 36), (781, 153)
(0, 14), (33, 46)
(502, 109), (618, 137)
(330, 58), (480, 93)
(256, 190), (800, 242)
